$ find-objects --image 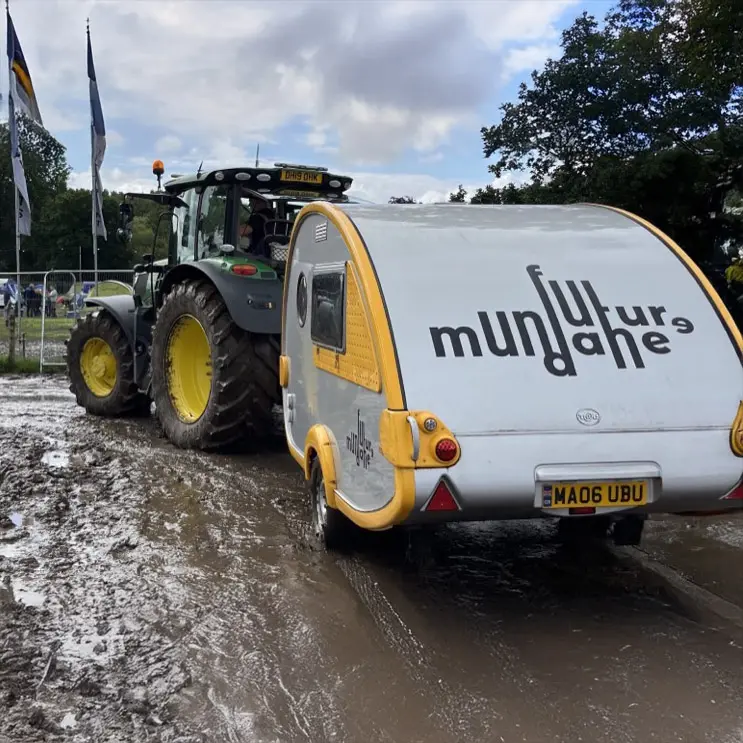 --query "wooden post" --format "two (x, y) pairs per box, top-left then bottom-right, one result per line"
(8, 310), (16, 367)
